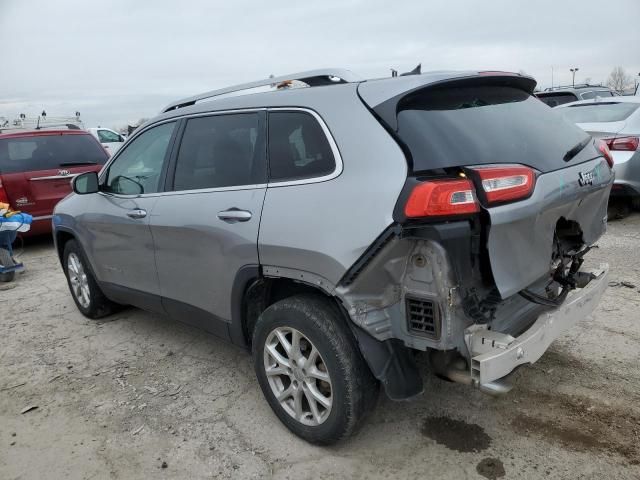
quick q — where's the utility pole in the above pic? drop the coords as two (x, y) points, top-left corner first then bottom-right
(570, 67), (579, 87)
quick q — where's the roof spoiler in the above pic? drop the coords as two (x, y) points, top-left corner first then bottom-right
(358, 72), (537, 131)
(161, 68), (361, 113)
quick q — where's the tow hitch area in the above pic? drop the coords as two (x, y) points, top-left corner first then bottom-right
(464, 265), (609, 388)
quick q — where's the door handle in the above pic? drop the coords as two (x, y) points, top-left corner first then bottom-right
(126, 209), (147, 219)
(217, 208), (252, 222)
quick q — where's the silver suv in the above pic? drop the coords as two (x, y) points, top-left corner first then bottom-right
(536, 84), (619, 107)
(53, 69), (613, 444)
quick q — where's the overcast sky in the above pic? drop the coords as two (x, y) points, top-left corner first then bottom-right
(1, 0), (639, 129)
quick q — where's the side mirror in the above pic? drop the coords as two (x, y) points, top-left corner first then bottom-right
(73, 171), (99, 195)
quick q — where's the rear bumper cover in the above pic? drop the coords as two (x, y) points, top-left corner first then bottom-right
(464, 265), (609, 385)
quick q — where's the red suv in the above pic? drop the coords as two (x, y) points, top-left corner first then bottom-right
(0, 129), (108, 236)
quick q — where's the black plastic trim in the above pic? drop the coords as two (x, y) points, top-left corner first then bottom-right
(229, 265), (262, 347)
(350, 326), (423, 400)
(338, 223), (401, 287)
(100, 282), (165, 314)
(162, 297), (231, 340)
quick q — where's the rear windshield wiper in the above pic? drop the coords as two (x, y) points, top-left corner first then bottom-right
(563, 137), (591, 162)
(59, 161), (97, 166)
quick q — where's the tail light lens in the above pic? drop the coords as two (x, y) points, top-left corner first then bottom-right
(597, 139), (614, 168)
(405, 178), (479, 218)
(473, 166), (536, 205)
(604, 136), (639, 152)
(0, 176), (9, 205)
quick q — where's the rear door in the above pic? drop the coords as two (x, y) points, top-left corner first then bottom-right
(150, 111), (267, 333)
(0, 132), (108, 221)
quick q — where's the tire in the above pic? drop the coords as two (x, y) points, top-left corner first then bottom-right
(62, 239), (118, 319)
(632, 197), (640, 211)
(0, 248), (15, 282)
(252, 294), (378, 445)
(607, 198), (630, 220)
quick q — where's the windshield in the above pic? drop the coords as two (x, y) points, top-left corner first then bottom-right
(558, 102), (640, 124)
(396, 86), (592, 173)
(0, 133), (108, 174)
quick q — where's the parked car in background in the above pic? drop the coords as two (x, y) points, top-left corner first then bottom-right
(0, 128), (109, 236)
(536, 84), (619, 107)
(87, 127), (126, 156)
(556, 97), (640, 211)
(53, 69), (612, 444)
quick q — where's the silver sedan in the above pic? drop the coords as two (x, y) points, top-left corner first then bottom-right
(556, 96), (640, 209)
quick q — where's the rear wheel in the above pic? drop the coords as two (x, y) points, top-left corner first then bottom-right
(252, 294), (378, 445)
(0, 248), (15, 282)
(608, 198), (631, 220)
(63, 239), (118, 319)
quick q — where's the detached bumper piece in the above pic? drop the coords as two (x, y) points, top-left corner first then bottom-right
(464, 266), (609, 386)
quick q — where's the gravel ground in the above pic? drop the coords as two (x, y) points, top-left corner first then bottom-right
(1, 215), (639, 480)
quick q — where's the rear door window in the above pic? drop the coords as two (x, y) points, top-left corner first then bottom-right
(0, 133), (109, 173)
(558, 102), (640, 123)
(172, 113), (265, 191)
(268, 111), (335, 182)
(396, 85), (591, 173)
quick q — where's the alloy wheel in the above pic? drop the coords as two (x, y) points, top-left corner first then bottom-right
(263, 327), (332, 426)
(67, 252), (90, 309)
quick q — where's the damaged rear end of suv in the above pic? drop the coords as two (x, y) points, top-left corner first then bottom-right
(54, 68), (613, 445)
(339, 72), (613, 399)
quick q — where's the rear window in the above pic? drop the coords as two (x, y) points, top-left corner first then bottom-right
(396, 86), (591, 173)
(0, 133), (108, 174)
(268, 111), (335, 182)
(558, 102), (640, 124)
(535, 92), (579, 107)
(580, 90), (613, 100)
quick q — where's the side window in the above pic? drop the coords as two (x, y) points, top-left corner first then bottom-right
(104, 122), (175, 195)
(268, 111), (336, 182)
(172, 113), (265, 191)
(98, 129), (121, 143)
(580, 92), (597, 100)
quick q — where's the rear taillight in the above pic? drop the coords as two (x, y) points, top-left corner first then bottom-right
(597, 139), (615, 168)
(0, 176), (9, 205)
(472, 166), (536, 205)
(604, 136), (639, 152)
(405, 178), (479, 218)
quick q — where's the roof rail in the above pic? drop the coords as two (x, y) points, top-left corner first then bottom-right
(543, 83), (606, 92)
(162, 68), (361, 113)
(0, 114), (84, 133)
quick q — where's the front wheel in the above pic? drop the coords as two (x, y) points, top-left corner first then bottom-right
(62, 239), (119, 319)
(252, 294), (378, 445)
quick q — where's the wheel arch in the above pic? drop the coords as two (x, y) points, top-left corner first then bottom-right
(230, 266), (343, 349)
(54, 228), (76, 265)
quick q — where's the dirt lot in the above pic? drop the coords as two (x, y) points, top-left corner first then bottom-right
(1, 215), (639, 480)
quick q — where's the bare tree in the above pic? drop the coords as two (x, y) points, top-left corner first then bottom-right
(606, 67), (632, 93)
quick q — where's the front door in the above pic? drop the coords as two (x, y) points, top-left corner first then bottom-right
(150, 112), (267, 334)
(80, 121), (177, 309)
